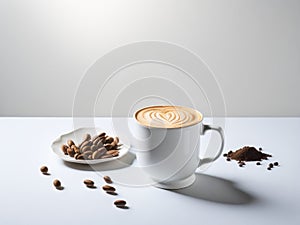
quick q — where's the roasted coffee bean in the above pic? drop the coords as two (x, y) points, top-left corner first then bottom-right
(102, 185), (116, 192)
(106, 150), (119, 155)
(112, 152), (119, 157)
(114, 200), (126, 207)
(82, 151), (93, 159)
(67, 147), (75, 157)
(114, 137), (119, 144)
(256, 162), (261, 165)
(104, 144), (114, 150)
(269, 163), (274, 168)
(223, 153), (228, 157)
(91, 145), (98, 151)
(71, 145), (80, 154)
(116, 144), (123, 149)
(226, 158), (231, 161)
(92, 136), (101, 145)
(103, 176), (113, 184)
(92, 148), (107, 159)
(61, 145), (68, 155)
(259, 147), (262, 151)
(267, 167), (271, 170)
(84, 179), (94, 187)
(101, 154), (113, 159)
(92, 133), (105, 142)
(40, 166), (48, 173)
(83, 133), (91, 142)
(228, 150), (233, 154)
(98, 132), (106, 137)
(53, 179), (61, 188)
(105, 137), (114, 144)
(274, 162), (279, 166)
(76, 154), (84, 160)
(67, 140), (75, 147)
(239, 164), (243, 167)
(81, 146), (91, 153)
(80, 140), (92, 149)
(94, 137), (104, 147)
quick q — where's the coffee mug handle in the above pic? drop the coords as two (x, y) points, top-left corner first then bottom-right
(198, 124), (224, 169)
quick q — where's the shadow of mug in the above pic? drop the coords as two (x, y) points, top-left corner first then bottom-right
(171, 173), (255, 205)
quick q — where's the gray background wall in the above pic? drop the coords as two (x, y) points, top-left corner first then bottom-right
(0, 0), (299, 117)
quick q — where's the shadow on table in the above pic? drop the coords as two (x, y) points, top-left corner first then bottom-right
(171, 173), (255, 205)
(62, 152), (136, 171)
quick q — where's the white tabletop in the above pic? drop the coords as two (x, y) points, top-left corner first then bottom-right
(0, 117), (299, 225)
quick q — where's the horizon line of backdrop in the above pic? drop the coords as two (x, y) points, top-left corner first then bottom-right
(0, 0), (300, 117)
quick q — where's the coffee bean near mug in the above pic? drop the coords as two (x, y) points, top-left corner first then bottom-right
(131, 105), (224, 189)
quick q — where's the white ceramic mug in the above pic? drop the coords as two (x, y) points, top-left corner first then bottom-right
(131, 106), (224, 189)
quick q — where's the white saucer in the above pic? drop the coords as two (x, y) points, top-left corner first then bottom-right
(51, 127), (130, 165)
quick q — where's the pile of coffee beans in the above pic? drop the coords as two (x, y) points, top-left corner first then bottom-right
(224, 146), (280, 170)
(40, 166), (128, 209)
(61, 132), (122, 160)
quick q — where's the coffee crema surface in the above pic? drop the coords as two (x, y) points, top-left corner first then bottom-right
(135, 106), (202, 128)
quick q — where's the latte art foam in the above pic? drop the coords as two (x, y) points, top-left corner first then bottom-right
(135, 106), (202, 128)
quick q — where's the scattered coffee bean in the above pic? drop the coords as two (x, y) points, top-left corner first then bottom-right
(259, 147), (262, 151)
(102, 185), (116, 192)
(269, 163), (274, 168)
(267, 167), (271, 170)
(226, 158), (231, 161)
(238, 161), (245, 166)
(239, 164), (243, 167)
(256, 162), (261, 165)
(53, 179), (61, 188)
(274, 162), (279, 166)
(67, 140), (75, 147)
(228, 150), (233, 154)
(103, 176), (113, 184)
(84, 179), (95, 188)
(114, 200), (127, 207)
(223, 153), (228, 157)
(40, 166), (48, 174)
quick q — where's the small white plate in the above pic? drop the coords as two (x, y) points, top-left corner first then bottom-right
(51, 127), (130, 164)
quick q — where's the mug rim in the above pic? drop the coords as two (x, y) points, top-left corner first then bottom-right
(134, 105), (203, 129)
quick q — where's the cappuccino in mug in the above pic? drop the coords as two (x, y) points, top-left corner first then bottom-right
(133, 105), (224, 189)
(135, 105), (202, 129)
